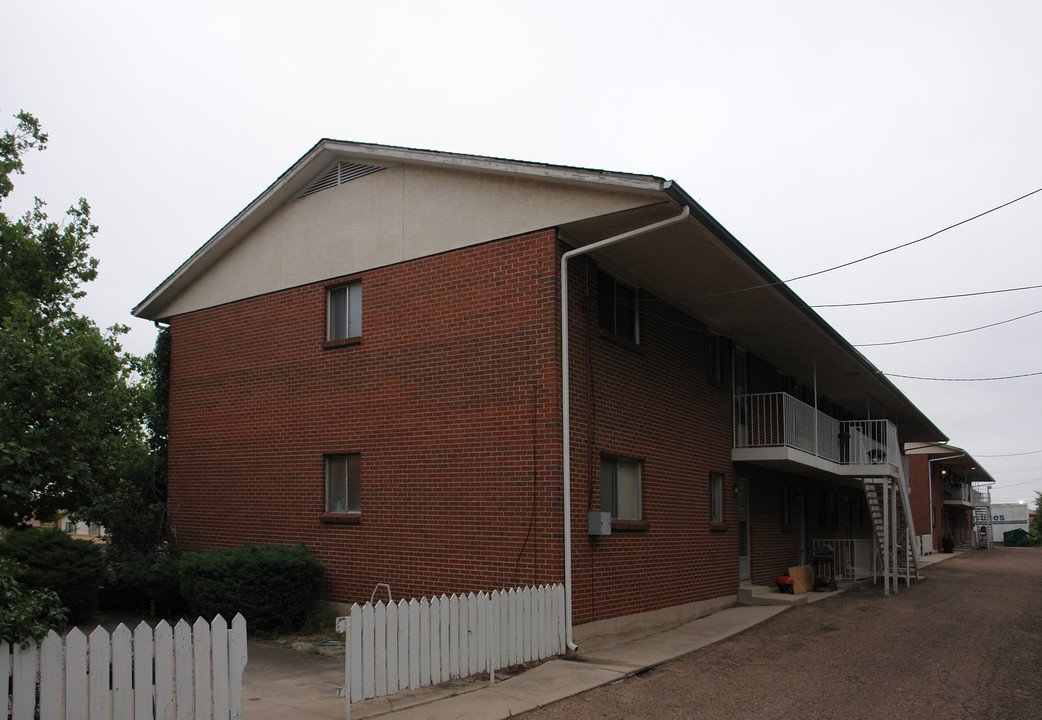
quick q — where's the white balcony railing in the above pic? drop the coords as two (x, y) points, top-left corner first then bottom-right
(734, 392), (895, 467)
(943, 482), (992, 505)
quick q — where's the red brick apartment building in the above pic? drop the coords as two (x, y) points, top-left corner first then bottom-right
(905, 443), (996, 552)
(134, 142), (949, 647)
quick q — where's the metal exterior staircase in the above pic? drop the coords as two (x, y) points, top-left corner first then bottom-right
(861, 454), (919, 593)
(973, 506), (994, 548)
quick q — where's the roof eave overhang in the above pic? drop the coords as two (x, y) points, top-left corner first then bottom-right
(904, 442), (996, 484)
(663, 182), (948, 444)
(558, 183), (947, 444)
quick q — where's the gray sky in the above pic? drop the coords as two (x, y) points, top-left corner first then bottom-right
(3, 1), (1039, 505)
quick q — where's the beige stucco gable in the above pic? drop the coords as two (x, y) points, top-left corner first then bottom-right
(153, 162), (659, 319)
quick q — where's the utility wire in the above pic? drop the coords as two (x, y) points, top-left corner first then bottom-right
(641, 283), (1042, 309)
(975, 449), (1042, 458)
(854, 308), (1042, 347)
(688, 186), (1042, 300)
(884, 370), (1042, 381)
(809, 284), (1042, 308)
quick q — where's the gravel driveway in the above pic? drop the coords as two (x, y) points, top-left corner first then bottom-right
(520, 548), (1042, 720)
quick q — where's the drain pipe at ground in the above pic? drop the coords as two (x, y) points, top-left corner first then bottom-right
(560, 205), (690, 651)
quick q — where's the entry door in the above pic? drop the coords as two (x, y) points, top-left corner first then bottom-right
(738, 478), (751, 581)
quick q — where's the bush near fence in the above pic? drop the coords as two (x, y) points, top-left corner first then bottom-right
(0, 527), (106, 623)
(180, 542), (324, 634)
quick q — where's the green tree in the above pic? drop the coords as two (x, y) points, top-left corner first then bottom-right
(0, 556), (68, 645)
(0, 111), (147, 527)
(1029, 491), (1042, 546)
(80, 327), (170, 559)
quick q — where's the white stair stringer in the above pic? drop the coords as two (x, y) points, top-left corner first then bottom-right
(893, 457), (920, 579)
(862, 480), (888, 570)
(861, 468), (919, 593)
(973, 506), (994, 548)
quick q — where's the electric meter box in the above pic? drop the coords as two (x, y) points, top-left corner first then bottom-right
(588, 511), (612, 536)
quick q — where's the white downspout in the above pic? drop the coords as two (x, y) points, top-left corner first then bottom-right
(560, 205), (690, 651)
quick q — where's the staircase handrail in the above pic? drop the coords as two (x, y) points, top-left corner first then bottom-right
(890, 425), (920, 578)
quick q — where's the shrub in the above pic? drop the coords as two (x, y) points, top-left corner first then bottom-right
(179, 543), (325, 634)
(0, 527), (104, 624)
(103, 552), (187, 618)
(0, 557), (69, 644)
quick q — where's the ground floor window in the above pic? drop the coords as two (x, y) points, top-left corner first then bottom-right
(601, 456), (641, 520)
(710, 472), (724, 523)
(326, 454), (361, 513)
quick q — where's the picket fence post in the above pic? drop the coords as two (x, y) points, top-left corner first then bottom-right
(3, 615), (247, 720)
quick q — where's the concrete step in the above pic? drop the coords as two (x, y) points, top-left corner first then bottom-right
(737, 585), (809, 607)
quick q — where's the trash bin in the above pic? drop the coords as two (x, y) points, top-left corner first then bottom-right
(812, 544), (837, 592)
(941, 532), (954, 553)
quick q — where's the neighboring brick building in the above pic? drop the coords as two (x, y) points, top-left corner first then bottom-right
(134, 141), (950, 647)
(905, 443), (996, 552)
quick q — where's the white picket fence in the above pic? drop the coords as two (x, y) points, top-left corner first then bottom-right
(2, 613), (247, 720)
(338, 584), (565, 705)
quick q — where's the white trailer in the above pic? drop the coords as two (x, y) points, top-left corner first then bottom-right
(991, 503), (1030, 541)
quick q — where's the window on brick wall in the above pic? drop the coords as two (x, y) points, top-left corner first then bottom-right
(709, 334), (725, 384)
(327, 282), (362, 341)
(709, 472), (725, 523)
(601, 456), (641, 520)
(326, 454), (361, 513)
(597, 270), (638, 342)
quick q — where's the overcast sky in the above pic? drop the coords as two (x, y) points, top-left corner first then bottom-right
(3, 1), (1039, 505)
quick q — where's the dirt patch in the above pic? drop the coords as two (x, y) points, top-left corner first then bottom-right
(260, 631), (346, 658)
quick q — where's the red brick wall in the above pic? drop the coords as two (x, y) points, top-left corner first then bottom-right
(564, 257), (740, 622)
(906, 454), (936, 550)
(740, 470), (875, 586)
(167, 223), (888, 626)
(167, 230), (564, 605)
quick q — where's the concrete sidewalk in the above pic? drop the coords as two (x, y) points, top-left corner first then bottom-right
(242, 551), (962, 720)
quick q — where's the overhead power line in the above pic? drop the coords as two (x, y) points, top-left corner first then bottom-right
(811, 284), (1042, 308)
(975, 449), (1042, 458)
(854, 308), (1042, 347)
(690, 186), (1042, 300)
(783, 186), (1042, 284)
(650, 283), (1042, 309)
(884, 370), (1042, 381)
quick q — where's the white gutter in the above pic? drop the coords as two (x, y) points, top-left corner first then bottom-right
(560, 205), (690, 651)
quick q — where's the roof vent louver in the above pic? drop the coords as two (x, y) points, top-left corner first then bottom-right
(298, 161), (386, 199)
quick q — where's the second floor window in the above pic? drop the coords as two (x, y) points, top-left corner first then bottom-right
(328, 282), (362, 341)
(597, 270), (638, 342)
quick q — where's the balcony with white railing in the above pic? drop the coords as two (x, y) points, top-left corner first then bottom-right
(732, 392), (899, 479)
(943, 481), (992, 507)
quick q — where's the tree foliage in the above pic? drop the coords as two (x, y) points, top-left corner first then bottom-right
(80, 326), (170, 559)
(0, 556), (68, 645)
(0, 526), (105, 623)
(0, 111), (147, 527)
(1029, 491), (1042, 547)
